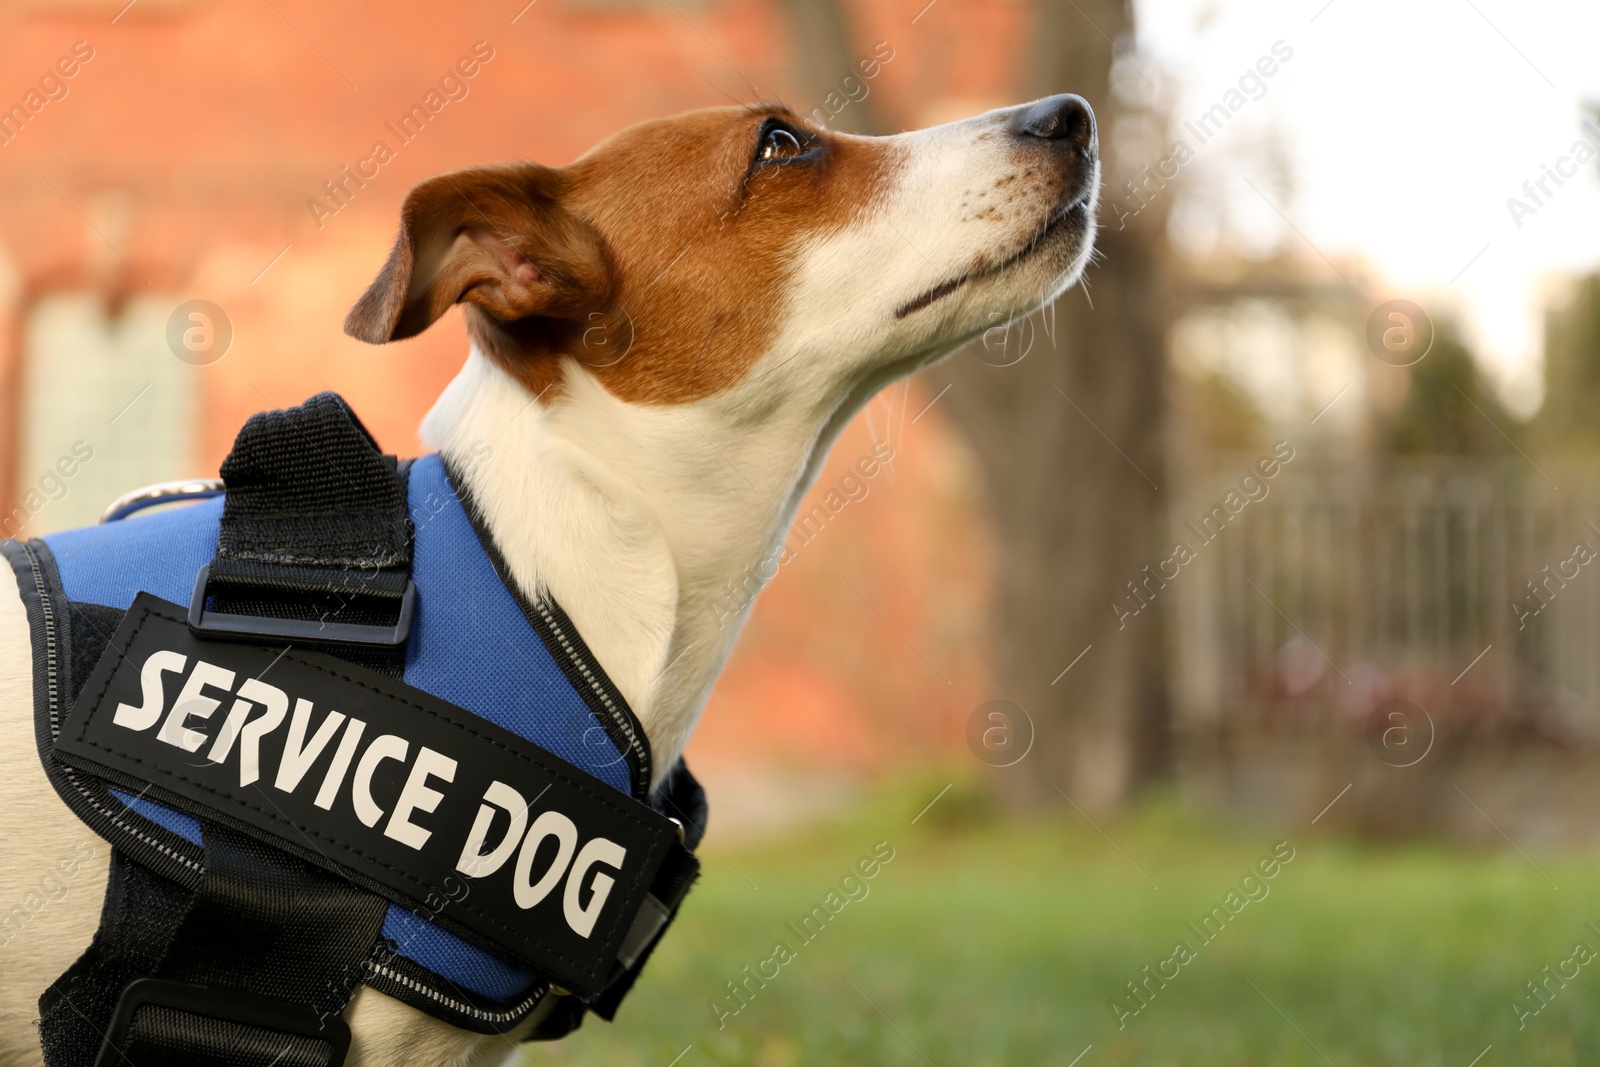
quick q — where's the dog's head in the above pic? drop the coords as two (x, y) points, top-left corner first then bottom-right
(347, 95), (1098, 409)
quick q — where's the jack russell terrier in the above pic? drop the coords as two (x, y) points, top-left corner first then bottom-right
(0, 95), (1098, 1066)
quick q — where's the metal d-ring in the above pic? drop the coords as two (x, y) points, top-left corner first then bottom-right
(100, 479), (226, 523)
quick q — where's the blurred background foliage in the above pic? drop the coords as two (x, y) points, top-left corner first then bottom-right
(1380, 326), (1523, 458)
(1539, 272), (1600, 455)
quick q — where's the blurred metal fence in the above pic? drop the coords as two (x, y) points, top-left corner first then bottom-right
(1170, 454), (1600, 747)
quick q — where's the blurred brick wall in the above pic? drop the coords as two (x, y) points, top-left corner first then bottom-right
(0, 0), (1025, 774)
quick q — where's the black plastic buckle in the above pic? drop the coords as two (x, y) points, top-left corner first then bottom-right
(96, 978), (351, 1067)
(188, 563), (416, 648)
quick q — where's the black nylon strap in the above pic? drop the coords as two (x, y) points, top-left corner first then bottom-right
(215, 393), (407, 572)
(40, 840), (386, 1067)
(109, 825), (386, 1067)
(153, 827), (387, 1013)
(121, 1008), (329, 1067)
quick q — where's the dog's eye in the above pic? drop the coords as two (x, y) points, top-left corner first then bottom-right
(759, 124), (808, 162)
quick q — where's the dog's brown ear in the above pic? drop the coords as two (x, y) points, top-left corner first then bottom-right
(345, 164), (612, 344)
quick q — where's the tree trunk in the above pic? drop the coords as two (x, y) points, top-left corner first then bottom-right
(773, 0), (883, 135)
(937, 1), (1173, 810)
(781, 0), (1174, 811)
(933, 223), (1172, 811)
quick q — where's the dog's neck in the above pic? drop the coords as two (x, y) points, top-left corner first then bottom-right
(421, 348), (831, 788)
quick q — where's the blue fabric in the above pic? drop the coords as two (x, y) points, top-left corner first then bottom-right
(379, 908), (538, 1000)
(109, 788), (203, 843)
(39, 455), (637, 1001)
(401, 457), (632, 790)
(46, 496), (223, 608)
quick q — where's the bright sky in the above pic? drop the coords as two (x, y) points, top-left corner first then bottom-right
(1135, 0), (1600, 416)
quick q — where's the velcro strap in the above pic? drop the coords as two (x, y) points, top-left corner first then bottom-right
(55, 594), (684, 1000)
(198, 392), (413, 674)
(215, 392), (409, 572)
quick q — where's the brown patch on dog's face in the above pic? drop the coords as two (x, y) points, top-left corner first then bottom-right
(347, 106), (895, 405)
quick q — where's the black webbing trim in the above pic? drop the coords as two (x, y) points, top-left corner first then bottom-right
(14, 538), (210, 898)
(39, 840), (385, 1067)
(653, 759), (709, 853)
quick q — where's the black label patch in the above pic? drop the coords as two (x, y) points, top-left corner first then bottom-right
(55, 594), (675, 999)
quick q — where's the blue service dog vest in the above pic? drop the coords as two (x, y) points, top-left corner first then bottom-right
(3, 394), (703, 1065)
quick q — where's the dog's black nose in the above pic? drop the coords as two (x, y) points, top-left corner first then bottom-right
(1010, 94), (1096, 155)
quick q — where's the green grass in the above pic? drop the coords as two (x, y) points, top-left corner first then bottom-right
(526, 778), (1600, 1066)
